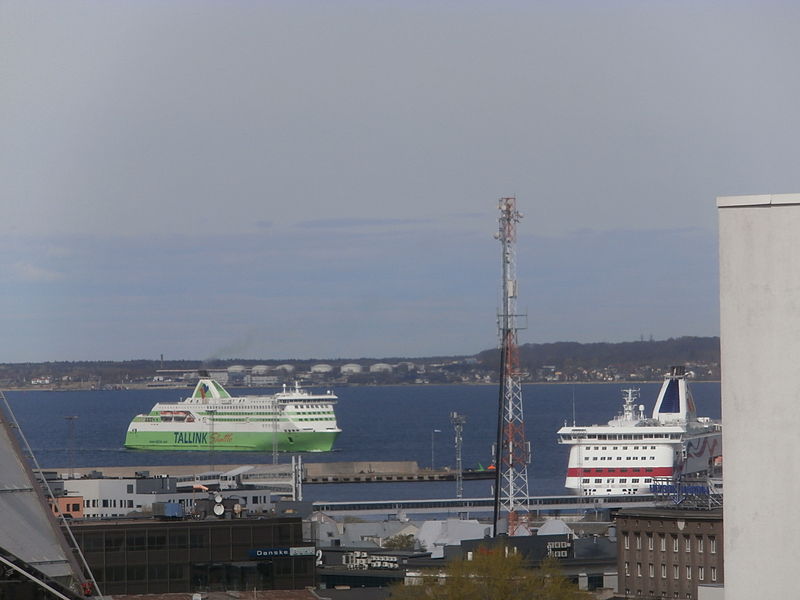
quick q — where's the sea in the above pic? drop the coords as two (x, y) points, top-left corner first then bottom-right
(3, 381), (721, 504)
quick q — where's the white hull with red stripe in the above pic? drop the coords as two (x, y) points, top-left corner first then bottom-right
(557, 366), (722, 496)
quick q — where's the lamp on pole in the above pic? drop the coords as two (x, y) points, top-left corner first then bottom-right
(431, 429), (441, 470)
(64, 416), (78, 479)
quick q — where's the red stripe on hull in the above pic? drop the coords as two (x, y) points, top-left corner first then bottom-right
(567, 467), (673, 477)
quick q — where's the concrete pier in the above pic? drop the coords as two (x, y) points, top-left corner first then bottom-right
(44, 461), (495, 484)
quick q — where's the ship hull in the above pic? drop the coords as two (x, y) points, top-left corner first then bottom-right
(124, 429), (339, 452)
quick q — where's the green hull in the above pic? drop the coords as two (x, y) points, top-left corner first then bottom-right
(124, 429), (339, 452)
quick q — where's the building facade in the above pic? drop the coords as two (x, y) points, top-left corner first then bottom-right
(616, 507), (723, 599)
(718, 193), (800, 599)
(70, 516), (315, 595)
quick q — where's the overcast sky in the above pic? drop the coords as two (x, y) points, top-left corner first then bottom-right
(2, 1), (799, 362)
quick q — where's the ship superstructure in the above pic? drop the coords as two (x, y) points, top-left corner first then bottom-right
(557, 366), (721, 496)
(124, 378), (341, 452)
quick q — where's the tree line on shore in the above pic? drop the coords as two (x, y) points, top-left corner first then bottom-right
(0, 336), (719, 388)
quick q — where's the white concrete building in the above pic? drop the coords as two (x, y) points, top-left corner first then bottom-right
(718, 193), (800, 599)
(61, 476), (274, 518)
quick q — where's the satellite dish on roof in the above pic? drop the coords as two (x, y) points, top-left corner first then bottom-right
(214, 493), (223, 504)
(213, 503), (225, 516)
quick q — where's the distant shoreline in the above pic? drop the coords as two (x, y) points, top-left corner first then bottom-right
(2, 379), (722, 393)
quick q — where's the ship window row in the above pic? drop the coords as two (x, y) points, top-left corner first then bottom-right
(199, 412), (334, 417)
(200, 417), (335, 423)
(579, 468), (655, 474)
(584, 445), (658, 451)
(583, 477), (643, 484)
(590, 456), (656, 461)
(203, 409), (334, 414)
(564, 434), (680, 441)
(590, 478), (651, 484)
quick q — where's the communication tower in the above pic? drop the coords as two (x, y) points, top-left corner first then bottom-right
(450, 411), (467, 499)
(492, 197), (531, 536)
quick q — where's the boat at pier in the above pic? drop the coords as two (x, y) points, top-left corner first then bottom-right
(557, 366), (721, 496)
(124, 378), (341, 452)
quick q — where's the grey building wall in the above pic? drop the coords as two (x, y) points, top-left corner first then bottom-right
(718, 193), (800, 599)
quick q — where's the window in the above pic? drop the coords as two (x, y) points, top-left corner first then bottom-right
(686, 566), (692, 580)
(624, 534), (630, 550)
(649, 563), (654, 578)
(709, 537), (717, 554)
(648, 534), (654, 550)
(698, 566), (705, 581)
(684, 536), (691, 552)
(637, 563), (642, 577)
(661, 564), (667, 578)
(636, 534), (642, 550)
(660, 534), (666, 551)
(697, 536), (704, 553)
(673, 565), (679, 579)
(625, 561), (630, 575)
(711, 566), (717, 582)
(672, 535), (679, 552)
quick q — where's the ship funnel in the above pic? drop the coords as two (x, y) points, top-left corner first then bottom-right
(652, 366), (696, 423)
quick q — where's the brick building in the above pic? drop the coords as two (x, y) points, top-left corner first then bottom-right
(616, 507), (723, 599)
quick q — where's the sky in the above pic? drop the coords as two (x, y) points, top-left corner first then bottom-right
(2, 0), (800, 363)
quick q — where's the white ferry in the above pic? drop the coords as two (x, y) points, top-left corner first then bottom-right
(124, 377), (341, 452)
(557, 366), (721, 496)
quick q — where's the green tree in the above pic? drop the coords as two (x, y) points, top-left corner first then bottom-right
(384, 533), (418, 551)
(389, 547), (590, 600)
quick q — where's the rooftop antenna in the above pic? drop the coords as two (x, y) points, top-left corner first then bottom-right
(492, 197), (531, 537)
(272, 394), (279, 464)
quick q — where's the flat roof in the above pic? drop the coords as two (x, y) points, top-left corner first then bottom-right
(615, 506), (722, 520)
(68, 515), (301, 528)
(717, 193), (800, 208)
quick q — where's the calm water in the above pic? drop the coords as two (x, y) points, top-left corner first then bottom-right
(3, 382), (720, 501)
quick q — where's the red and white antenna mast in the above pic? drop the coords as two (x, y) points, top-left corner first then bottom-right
(492, 197), (531, 536)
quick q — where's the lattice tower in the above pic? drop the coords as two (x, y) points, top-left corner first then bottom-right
(492, 197), (531, 536)
(450, 412), (467, 499)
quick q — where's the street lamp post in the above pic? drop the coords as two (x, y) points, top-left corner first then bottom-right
(431, 429), (441, 470)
